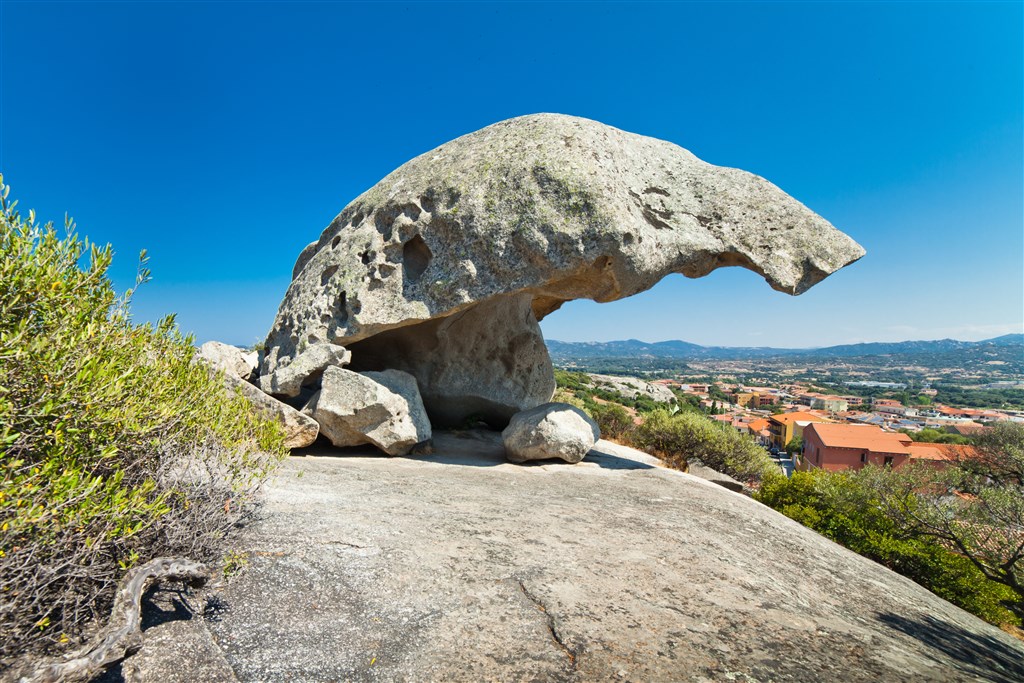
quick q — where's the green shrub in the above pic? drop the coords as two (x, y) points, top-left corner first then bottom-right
(756, 469), (1021, 627)
(0, 178), (287, 656)
(588, 402), (634, 441)
(632, 409), (778, 485)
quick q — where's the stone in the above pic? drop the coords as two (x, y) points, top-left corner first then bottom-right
(502, 402), (600, 463)
(258, 342), (351, 398)
(225, 373), (319, 449)
(304, 366), (431, 456)
(261, 114), (865, 426)
(587, 373), (677, 404)
(686, 459), (745, 492)
(347, 293), (555, 427)
(196, 341), (258, 381)
(192, 434), (1024, 682)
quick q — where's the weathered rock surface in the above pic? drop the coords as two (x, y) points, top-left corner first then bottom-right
(258, 342), (350, 398)
(502, 402), (600, 463)
(196, 341), (257, 381)
(687, 459), (746, 492)
(304, 366), (431, 455)
(347, 294), (555, 426)
(588, 372), (677, 404)
(261, 114), (864, 426)
(225, 373), (318, 449)
(120, 434), (1024, 682)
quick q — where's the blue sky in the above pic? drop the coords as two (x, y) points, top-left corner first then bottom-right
(2, 1), (1021, 348)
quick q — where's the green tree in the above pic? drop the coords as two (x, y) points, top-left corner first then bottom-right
(757, 468), (1021, 626)
(785, 435), (803, 456)
(873, 422), (1024, 620)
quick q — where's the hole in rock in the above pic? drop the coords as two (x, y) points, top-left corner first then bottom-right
(402, 235), (433, 282)
(336, 292), (349, 325)
(321, 265), (339, 286)
(346, 295), (551, 430)
(331, 235), (341, 249)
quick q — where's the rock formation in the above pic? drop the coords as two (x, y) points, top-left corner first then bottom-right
(226, 374), (319, 449)
(304, 367), (431, 456)
(196, 341), (258, 382)
(502, 402), (600, 463)
(260, 113), (864, 430)
(588, 373), (677, 404)
(194, 342), (319, 449)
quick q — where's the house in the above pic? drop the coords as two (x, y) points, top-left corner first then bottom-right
(872, 398), (903, 408)
(746, 418), (771, 446)
(800, 423), (963, 472)
(810, 395), (849, 413)
(874, 404), (919, 418)
(768, 411), (832, 449)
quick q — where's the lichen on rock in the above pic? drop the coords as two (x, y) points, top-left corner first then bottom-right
(261, 114), (864, 429)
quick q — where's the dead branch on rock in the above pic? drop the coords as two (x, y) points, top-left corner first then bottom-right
(20, 557), (209, 683)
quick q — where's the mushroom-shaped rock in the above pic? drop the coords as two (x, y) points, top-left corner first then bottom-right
(262, 114), (864, 427)
(304, 366), (431, 456)
(224, 373), (319, 449)
(502, 402), (601, 464)
(196, 341), (258, 381)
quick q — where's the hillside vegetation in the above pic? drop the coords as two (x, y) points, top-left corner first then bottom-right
(0, 179), (287, 658)
(556, 370), (1023, 631)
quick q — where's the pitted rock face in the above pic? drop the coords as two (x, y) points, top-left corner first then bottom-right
(262, 114), (864, 426)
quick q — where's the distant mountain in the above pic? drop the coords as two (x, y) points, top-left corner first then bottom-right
(546, 335), (1024, 361)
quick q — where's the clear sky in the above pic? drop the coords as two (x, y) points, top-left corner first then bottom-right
(2, 1), (1021, 348)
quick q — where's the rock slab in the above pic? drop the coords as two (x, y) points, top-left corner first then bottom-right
(304, 366), (431, 455)
(259, 342), (351, 398)
(196, 341), (258, 381)
(184, 434), (1024, 682)
(225, 373), (319, 449)
(502, 402), (601, 463)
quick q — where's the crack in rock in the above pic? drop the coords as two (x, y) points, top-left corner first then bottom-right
(514, 578), (580, 670)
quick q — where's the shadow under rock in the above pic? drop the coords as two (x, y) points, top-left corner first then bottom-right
(877, 612), (1024, 683)
(90, 587), (198, 683)
(294, 429), (656, 471)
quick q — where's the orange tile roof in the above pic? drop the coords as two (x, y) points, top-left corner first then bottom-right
(806, 423), (912, 454)
(747, 418), (770, 431)
(907, 443), (980, 461)
(771, 411), (831, 425)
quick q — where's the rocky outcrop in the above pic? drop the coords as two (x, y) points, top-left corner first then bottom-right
(304, 367), (431, 456)
(179, 434), (1024, 682)
(347, 294), (555, 427)
(259, 343), (351, 399)
(587, 373), (677, 404)
(502, 402), (600, 463)
(225, 373), (319, 449)
(196, 341), (258, 381)
(260, 114), (864, 427)
(686, 460), (746, 492)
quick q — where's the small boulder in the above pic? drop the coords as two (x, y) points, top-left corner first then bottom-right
(259, 343), (351, 398)
(196, 341), (258, 381)
(502, 402), (600, 464)
(305, 367), (431, 456)
(224, 373), (319, 449)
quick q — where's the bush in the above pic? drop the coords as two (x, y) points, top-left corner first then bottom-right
(588, 402), (634, 441)
(632, 409), (778, 485)
(756, 469), (1021, 627)
(0, 179), (287, 657)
